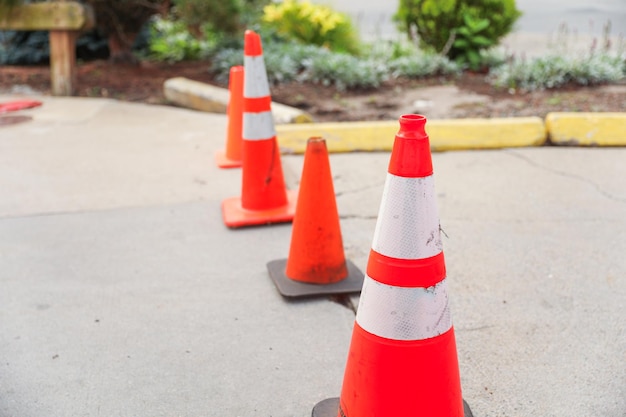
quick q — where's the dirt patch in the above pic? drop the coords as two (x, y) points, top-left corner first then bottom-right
(1, 59), (625, 121)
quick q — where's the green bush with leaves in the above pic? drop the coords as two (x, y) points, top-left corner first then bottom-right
(172, 0), (241, 36)
(84, 0), (165, 62)
(211, 38), (460, 90)
(451, 14), (495, 70)
(262, 0), (360, 55)
(490, 53), (626, 91)
(395, 0), (521, 68)
(0, 0), (22, 10)
(368, 39), (461, 77)
(149, 17), (222, 61)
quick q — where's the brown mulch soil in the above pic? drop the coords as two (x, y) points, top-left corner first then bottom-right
(1, 59), (624, 122)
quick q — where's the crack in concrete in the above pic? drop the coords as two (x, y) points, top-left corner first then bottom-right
(339, 214), (378, 220)
(506, 149), (626, 203)
(335, 182), (384, 198)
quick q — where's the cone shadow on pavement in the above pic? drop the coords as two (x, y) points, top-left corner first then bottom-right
(267, 137), (363, 297)
(312, 114), (472, 417)
(221, 30), (296, 227)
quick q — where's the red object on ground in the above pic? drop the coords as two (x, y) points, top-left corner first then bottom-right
(0, 100), (42, 114)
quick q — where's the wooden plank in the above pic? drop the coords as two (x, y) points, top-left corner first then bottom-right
(49, 30), (78, 96)
(0, 2), (95, 31)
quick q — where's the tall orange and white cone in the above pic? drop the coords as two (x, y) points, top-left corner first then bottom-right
(267, 137), (363, 297)
(221, 30), (297, 227)
(313, 114), (472, 417)
(215, 65), (244, 168)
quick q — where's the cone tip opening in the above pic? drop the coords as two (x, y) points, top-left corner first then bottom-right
(401, 114), (426, 122)
(389, 114), (433, 177)
(399, 114), (427, 129)
(307, 136), (326, 144)
(306, 136), (328, 153)
(397, 114), (428, 140)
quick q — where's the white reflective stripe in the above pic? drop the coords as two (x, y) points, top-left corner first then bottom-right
(243, 111), (276, 140)
(244, 55), (270, 98)
(372, 173), (442, 260)
(356, 275), (452, 341)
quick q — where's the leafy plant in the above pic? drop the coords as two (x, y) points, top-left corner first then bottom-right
(388, 52), (461, 77)
(489, 53), (625, 91)
(451, 13), (495, 70)
(211, 37), (462, 90)
(0, 0), (22, 11)
(84, 0), (166, 62)
(490, 21), (626, 90)
(148, 17), (220, 61)
(304, 52), (388, 90)
(262, 0), (360, 55)
(477, 46), (507, 69)
(0, 30), (49, 65)
(172, 0), (241, 36)
(395, 0), (521, 60)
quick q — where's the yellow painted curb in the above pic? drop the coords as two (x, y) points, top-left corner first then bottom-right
(163, 77), (313, 124)
(546, 112), (626, 146)
(276, 117), (546, 154)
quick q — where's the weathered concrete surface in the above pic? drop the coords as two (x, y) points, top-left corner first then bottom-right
(1, 96), (625, 417)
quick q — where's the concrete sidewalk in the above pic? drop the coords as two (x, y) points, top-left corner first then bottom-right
(1, 96), (625, 417)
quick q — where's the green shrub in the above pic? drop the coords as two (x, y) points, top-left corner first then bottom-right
(451, 14), (495, 70)
(84, 0), (166, 62)
(172, 0), (241, 35)
(211, 42), (317, 84)
(262, 0), (361, 55)
(305, 52), (388, 90)
(388, 52), (461, 77)
(212, 42), (384, 89)
(210, 38), (462, 90)
(490, 53), (626, 91)
(0, 0), (22, 10)
(368, 39), (461, 77)
(149, 17), (220, 61)
(395, 0), (521, 66)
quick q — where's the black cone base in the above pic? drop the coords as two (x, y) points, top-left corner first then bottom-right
(267, 259), (364, 298)
(311, 398), (339, 417)
(311, 397), (474, 417)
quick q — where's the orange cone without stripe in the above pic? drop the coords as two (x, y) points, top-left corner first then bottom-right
(312, 114), (473, 417)
(221, 30), (296, 227)
(267, 137), (363, 297)
(215, 65), (244, 168)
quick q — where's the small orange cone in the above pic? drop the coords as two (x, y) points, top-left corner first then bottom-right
(221, 30), (297, 227)
(215, 65), (244, 168)
(267, 137), (363, 297)
(312, 114), (473, 417)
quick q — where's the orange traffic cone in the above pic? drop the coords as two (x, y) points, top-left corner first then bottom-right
(221, 30), (297, 227)
(215, 65), (244, 168)
(267, 137), (363, 297)
(312, 114), (473, 417)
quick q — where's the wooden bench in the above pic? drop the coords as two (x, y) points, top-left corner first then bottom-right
(0, 1), (95, 96)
